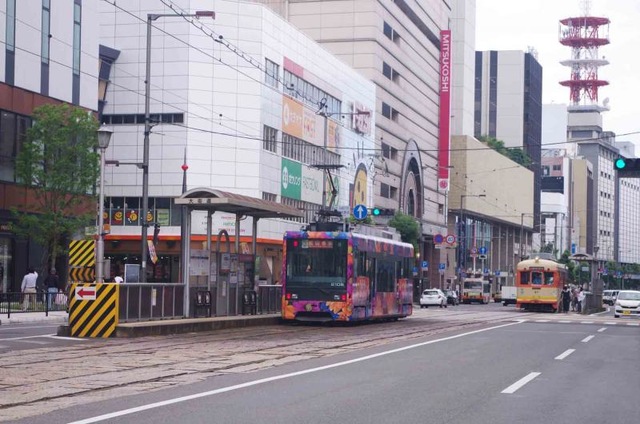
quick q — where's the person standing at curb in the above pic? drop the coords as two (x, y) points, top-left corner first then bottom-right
(21, 267), (38, 311)
(44, 269), (59, 310)
(560, 285), (572, 313)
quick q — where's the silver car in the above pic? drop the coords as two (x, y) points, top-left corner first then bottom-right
(614, 290), (640, 318)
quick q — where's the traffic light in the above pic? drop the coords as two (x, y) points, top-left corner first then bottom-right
(370, 207), (395, 217)
(614, 158), (640, 178)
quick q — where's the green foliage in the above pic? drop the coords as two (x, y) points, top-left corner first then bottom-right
(348, 215), (373, 225)
(557, 250), (577, 283)
(13, 104), (100, 269)
(477, 135), (532, 167)
(387, 212), (420, 250)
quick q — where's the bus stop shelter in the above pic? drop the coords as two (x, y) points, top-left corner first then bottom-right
(174, 188), (303, 317)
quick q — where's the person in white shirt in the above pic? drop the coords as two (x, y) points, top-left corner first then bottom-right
(21, 267), (38, 311)
(577, 287), (586, 313)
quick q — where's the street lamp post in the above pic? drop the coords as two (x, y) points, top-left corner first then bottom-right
(96, 126), (113, 284)
(141, 11), (214, 282)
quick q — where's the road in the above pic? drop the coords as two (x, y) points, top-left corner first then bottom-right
(0, 323), (91, 353)
(1, 304), (638, 423)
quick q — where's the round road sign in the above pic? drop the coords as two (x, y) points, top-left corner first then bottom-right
(445, 234), (456, 244)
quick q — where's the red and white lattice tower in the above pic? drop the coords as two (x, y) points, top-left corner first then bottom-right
(559, 0), (610, 112)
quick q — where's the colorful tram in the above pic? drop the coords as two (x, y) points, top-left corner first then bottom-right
(281, 229), (414, 322)
(515, 256), (568, 312)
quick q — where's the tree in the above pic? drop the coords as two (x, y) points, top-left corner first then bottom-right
(14, 103), (100, 272)
(387, 212), (420, 250)
(477, 135), (532, 167)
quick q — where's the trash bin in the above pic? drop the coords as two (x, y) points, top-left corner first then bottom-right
(242, 290), (257, 315)
(194, 290), (211, 318)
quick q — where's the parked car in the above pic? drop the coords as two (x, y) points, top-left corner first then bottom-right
(443, 289), (459, 306)
(420, 289), (447, 308)
(613, 290), (640, 318)
(603, 290), (619, 306)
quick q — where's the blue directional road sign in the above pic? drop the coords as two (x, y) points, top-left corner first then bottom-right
(479, 246), (487, 255)
(353, 204), (368, 220)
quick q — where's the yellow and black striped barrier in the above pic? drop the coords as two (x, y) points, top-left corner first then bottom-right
(69, 283), (119, 338)
(68, 240), (95, 283)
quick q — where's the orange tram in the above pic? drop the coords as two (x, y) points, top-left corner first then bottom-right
(515, 256), (568, 312)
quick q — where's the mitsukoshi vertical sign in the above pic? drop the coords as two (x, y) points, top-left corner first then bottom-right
(438, 29), (451, 191)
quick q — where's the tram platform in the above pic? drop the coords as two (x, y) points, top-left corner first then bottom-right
(57, 314), (281, 338)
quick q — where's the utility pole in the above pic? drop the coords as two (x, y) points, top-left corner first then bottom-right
(142, 11), (214, 281)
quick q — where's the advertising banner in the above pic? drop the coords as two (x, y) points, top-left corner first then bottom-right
(438, 29), (452, 191)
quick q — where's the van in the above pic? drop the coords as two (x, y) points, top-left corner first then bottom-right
(603, 290), (619, 306)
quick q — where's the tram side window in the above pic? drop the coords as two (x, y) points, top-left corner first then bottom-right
(520, 271), (530, 285)
(376, 259), (395, 292)
(356, 252), (367, 277)
(544, 272), (554, 285)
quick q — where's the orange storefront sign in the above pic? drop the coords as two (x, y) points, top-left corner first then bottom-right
(282, 96), (304, 138)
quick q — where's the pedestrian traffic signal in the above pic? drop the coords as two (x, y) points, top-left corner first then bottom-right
(614, 158), (640, 178)
(370, 207), (395, 216)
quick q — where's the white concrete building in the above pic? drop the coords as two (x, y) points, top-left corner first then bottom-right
(614, 142), (640, 265)
(99, 0), (376, 281)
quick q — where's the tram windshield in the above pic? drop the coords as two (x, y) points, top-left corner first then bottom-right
(285, 239), (348, 286)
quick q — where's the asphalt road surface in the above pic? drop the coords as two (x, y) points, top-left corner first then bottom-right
(14, 317), (639, 424)
(0, 323), (91, 353)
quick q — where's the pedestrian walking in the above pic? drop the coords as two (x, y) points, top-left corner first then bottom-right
(560, 285), (571, 313)
(577, 287), (585, 313)
(43, 269), (59, 310)
(21, 267), (38, 311)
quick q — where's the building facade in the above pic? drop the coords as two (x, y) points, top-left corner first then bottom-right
(0, 0), (99, 291)
(255, 0), (454, 285)
(474, 50), (542, 233)
(99, 0), (376, 283)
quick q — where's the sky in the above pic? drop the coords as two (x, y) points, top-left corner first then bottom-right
(475, 0), (640, 149)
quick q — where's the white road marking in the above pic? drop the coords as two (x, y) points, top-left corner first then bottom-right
(604, 322), (617, 325)
(555, 349), (575, 360)
(67, 320), (526, 424)
(0, 334), (56, 342)
(45, 335), (88, 341)
(597, 327), (607, 332)
(535, 320), (549, 323)
(558, 320), (570, 323)
(627, 323), (639, 326)
(580, 321), (594, 324)
(20, 340), (49, 345)
(501, 372), (541, 394)
(581, 335), (594, 343)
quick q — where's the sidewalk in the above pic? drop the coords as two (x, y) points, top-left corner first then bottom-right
(0, 310), (68, 325)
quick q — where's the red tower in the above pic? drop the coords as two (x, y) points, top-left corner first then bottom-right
(559, 7), (609, 111)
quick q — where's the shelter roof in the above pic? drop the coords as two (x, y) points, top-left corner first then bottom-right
(175, 188), (303, 219)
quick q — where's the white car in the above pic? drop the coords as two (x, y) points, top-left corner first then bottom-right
(420, 289), (447, 308)
(613, 290), (640, 318)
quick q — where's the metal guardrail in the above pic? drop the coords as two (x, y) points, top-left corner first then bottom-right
(0, 291), (68, 317)
(117, 283), (281, 322)
(119, 283), (184, 323)
(257, 285), (281, 314)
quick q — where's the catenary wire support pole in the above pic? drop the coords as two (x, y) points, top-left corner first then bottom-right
(143, 11), (214, 282)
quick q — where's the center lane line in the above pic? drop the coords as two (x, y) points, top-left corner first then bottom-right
(501, 372), (541, 394)
(581, 335), (595, 343)
(555, 349), (575, 360)
(597, 327), (607, 332)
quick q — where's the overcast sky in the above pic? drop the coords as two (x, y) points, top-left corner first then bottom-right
(475, 0), (640, 149)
